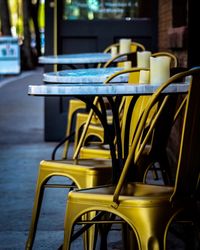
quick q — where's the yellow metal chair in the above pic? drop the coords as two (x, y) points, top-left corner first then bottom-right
(25, 157), (112, 250)
(71, 58), (142, 159)
(25, 94), (115, 249)
(74, 51), (178, 161)
(25, 70), (147, 250)
(103, 41), (146, 53)
(97, 41), (145, 68)
(62, 42), (146, 159)
(73, 68), (147, 161)
(25, 67), (139, 250)
(62, 68), (200, 249)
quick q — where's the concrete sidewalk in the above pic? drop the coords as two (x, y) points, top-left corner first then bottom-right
(0, 68), (67, 249)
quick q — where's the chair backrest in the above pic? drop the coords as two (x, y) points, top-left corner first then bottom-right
(152, 51), (178, 68)
(74, 52), (179, 161)
(74, 52), (178, 162)
(103, 41), (146, 53)
(112, 67), (200, 206)
(104, 68), (150, 159)
(73, 68), (148, 161)
(126, 52), (179, 162)
(106, 53), (178, 160)
(98, 41), (145, 68)
(101, 51), (137, 68)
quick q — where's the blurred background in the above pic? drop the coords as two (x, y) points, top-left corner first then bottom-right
(0, 0), (45, 70)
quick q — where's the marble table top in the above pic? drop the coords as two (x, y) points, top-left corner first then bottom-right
(28, 82), (189, 97)
(39, 52), (123, 65)
(43, 67), (127, 83)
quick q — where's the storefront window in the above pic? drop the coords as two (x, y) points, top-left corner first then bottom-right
(63, 0), (141, 20)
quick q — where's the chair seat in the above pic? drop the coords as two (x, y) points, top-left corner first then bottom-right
(68, 183), (174, 205)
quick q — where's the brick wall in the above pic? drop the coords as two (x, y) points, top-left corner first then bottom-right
(158, 0), (172, 50)
(158, 0), (187, 67)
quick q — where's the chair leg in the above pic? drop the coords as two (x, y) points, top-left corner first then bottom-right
(83, 212), (97, 250)
(26, 166), (74, 249)
(25, 169), (48, 249)
(63, 210), (75, 250)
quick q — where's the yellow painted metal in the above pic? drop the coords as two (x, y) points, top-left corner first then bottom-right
(25, 159), (112, 250)
(79, 145), (111, 159)
(72, 52), (178, 169)
(101, 41), (145, 68)
(25, 69), (147, 249)
(62, 68), (200, 249)
(80, 124), (105, 146)
(64, 42), (145, 159)
(73, 103), (102, 159)
(62, 100), (86, 159)
(103, 41), (146, 53)
(102, 51), (137, 68)
(73, 68), (149, 160)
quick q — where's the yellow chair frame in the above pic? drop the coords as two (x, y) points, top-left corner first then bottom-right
(25, 69), (143, 250)
(73, 51), (178, 162)
(73, 68), (148, 161)
(62, 68), (200, 250)
(62, 42), (146, 159)
(103, 41), (146, 53)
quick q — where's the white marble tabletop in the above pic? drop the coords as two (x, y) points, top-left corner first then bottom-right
(28, 82), (189, 97)
(43, 67), (127, 83)
(39, 52), (123, 65)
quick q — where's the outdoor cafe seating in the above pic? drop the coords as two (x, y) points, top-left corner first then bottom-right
(26, 67), (145, 249)
(26, 38), (200, 249)
(63, 40), (146, 160)
(71, 51), (178, 162)
(62, 68), (200, 249)
(1, 1), (200, 250)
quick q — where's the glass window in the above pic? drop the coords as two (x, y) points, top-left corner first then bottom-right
(63, 0), (141, 20)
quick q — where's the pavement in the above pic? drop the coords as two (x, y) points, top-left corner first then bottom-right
(0, 68), (67, 249)
(0, 68), (199, 250)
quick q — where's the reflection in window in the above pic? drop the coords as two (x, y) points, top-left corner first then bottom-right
(63, 0), (140, 20)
